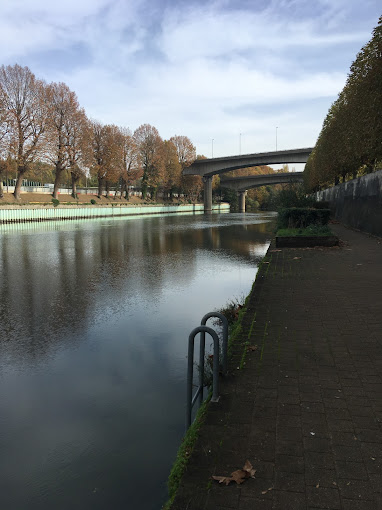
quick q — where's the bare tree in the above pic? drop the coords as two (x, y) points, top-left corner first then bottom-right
(0, 89), (11, 198)
(133, 124), (163, 199)
(162, 140), (181, 200)
(169, 135), (196, 169)
(0, 64), (48, 199)
(119, 127), (141, 200)
(65, 108), (92, 197)
(45, 82), (83, 199)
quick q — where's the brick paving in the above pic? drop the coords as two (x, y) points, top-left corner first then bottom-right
(171, 224), (382, 510)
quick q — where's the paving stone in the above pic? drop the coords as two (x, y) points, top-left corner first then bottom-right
(306, 486), (341, 509)
(334, 461), (369, 480)
(341, 500), (379, 510)
(272, 490), (306, 509)
(306, 451), (335, 470)
(274, 454), (304, 474)
(274, 471), (305, 492)
(337, 479), (375, 500)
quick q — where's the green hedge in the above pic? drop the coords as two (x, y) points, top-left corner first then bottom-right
(277, 207), (331, 229)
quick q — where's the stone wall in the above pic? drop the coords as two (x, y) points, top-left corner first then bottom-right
(316, 170), (382, 237)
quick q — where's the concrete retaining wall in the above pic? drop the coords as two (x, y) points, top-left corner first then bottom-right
(316, 170), (382, 237)
(0, 203), (230, 224)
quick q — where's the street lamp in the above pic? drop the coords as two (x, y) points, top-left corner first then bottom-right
(276, 127), (278, 152)
(239, 133), (242, 155)
(212, 138), (214, 158)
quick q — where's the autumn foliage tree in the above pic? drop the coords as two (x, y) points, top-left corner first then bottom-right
(305, 16), (382, 192)
(46, 82), (84, 198)
(0, 63), (201, 204)
(133, 124), (163, 199)
(161, 140), (182, 200)
(90, 121), (124, 197)
(0, 64), (48, 199)
(65, 108), (92, 197)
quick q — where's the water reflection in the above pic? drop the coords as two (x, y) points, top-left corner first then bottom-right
(0, 212), (276, 510)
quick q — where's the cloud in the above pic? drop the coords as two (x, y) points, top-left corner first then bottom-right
(0, 0), (380, 157)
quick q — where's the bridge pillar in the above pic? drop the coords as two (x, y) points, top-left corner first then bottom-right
(239, 191), (247, 213)
(203, 176), (213, 213)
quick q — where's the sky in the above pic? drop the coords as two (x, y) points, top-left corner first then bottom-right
(0, 0), (380, 166)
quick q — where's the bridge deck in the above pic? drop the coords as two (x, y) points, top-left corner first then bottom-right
(183, 148), (313, 177)
(171, 223), (382, 509)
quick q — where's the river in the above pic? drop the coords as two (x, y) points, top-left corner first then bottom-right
(0, 211), (276, 510)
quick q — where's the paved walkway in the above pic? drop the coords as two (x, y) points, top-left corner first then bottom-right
(171, 224), (382, 510)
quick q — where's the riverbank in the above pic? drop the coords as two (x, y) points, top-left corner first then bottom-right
(168, 223), (382, 509)
(0, 199), (229, 223)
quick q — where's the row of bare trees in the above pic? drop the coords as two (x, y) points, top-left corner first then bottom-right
(0, 64), (199, 200)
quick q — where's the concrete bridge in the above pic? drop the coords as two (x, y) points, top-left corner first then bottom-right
(221, 172), (304, 212)
(183, 147), (313, 212)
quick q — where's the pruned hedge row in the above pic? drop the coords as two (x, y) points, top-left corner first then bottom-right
(277, 208), (331, 229)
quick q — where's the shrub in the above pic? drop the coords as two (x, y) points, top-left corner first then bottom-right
(277, 207), (331, 229)
(51, 198), (60, 207)
(90, 199), (96, 205)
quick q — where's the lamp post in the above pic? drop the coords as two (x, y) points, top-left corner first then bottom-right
(212, 139), (214, 158)
(239, 133), (242, 155)
(276, 127), (278, 152)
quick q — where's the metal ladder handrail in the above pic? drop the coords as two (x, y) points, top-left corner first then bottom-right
(200, 311), (228, 376)
(186, 326), (220, 431)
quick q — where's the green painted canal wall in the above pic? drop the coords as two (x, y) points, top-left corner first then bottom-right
(0, 203), (230, 224)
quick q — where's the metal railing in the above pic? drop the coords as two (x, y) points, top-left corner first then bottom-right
(185, 312), (228, 431)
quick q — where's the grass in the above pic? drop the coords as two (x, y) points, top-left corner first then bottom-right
(276, 224), (333, 237)
(163, 396), (210, 510)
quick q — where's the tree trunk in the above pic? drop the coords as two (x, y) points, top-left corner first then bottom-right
(53, 165), (64, 199)
(0, 179), (3, 198)
(14, 168), (25, 200)
(71, 173), (79, 198)
(121, 178), (129, 201)
(97, 177), (104, 198)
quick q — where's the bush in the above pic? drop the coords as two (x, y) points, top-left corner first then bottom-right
(277, 225), (333, 237)
(51, 198), (60, 207)
(90, 199), (96, 205)
(275, 184), (316, 208)
(277, 207), (331, 229)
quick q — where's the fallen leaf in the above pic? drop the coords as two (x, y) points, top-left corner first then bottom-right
(316, 483), (319, 488)
(310, 432), (316, 436)
(212, 476), (233, 485)
(247, 345), (258, 352)
(292, 256), (301, 260)
(212, 460), (256, 486)
(242, 460), (256, 478)
(261, 487), (273, 494)
(230, 469), (247, 484)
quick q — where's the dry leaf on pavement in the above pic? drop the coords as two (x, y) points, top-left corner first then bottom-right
(212, 460), (256, 486)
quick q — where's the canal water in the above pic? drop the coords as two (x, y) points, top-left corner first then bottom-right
(0, 211), (276, 510)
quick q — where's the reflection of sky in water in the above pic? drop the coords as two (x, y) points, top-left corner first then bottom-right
(0, 212), (275, 510)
